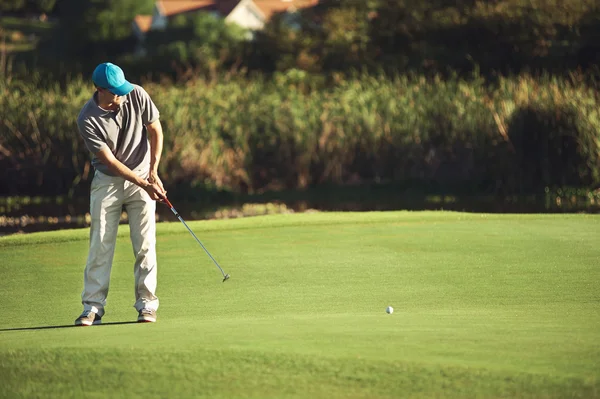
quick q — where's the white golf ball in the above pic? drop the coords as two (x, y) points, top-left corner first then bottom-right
(386, 306), (394, 314)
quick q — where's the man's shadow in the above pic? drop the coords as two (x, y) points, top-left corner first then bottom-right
(0, 321), (139, 332)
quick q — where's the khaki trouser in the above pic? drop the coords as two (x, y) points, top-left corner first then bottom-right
(81, 170), (159, 317)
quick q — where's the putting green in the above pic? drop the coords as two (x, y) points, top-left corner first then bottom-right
(1, 212), (599, 398)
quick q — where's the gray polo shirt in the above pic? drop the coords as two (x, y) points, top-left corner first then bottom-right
(77, 84), (160, 177)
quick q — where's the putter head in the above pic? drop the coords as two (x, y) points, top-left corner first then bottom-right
(223, 274), (230, 282)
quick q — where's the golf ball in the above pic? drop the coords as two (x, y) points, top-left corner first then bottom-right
(386, 306), (394, 314)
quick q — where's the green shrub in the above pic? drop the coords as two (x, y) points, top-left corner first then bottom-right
(1, 72), (598, 196)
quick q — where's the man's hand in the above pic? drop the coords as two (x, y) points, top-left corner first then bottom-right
(96, 148), (167, 202)
(143, 180), (167, 201)
(147, 171), (166, 202)
(148, 170), (165, 193)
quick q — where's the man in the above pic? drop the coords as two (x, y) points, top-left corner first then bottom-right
(75, 62), (166, 326)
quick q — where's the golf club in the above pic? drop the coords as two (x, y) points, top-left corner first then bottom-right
(161, 197), (230, 282)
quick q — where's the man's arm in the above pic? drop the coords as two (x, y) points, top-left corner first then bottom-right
(146, 119), (165, 193)
(96, 147), (166, 201)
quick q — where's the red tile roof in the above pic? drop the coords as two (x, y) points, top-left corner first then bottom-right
(134, 15), (153, 33)
(218, 0), (243, 15)
(155, 0), (318, 20)
(156, 1), (232, 17)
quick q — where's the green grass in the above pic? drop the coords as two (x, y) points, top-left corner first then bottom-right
(0, 212), (599, 398)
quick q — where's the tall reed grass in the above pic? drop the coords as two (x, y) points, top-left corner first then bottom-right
(1, 72), (598, 195)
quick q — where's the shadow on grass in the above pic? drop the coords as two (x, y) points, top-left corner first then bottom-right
(0, 321), (139, 332)
(1, 183), (599, 235)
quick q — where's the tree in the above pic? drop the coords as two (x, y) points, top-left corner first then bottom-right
(190, 12), (247, 59)
(33, 0), (56, 13)
(55, 0), (154, 57)
(145, 12), (249, 76)
(0, 0), (57, 13)
(0, 0), (26, 12)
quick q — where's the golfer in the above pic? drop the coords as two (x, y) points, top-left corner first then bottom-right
(74, 62), (166, 326)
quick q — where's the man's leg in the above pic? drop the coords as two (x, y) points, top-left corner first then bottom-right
(81, 171), (124, 318)
(124, 181), (159, 315)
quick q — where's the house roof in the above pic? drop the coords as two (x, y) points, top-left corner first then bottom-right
(156, 0), (241, 17)
(253, 0), (319, 20)
(155, 0), (319, 20)
(133, 15), (153, 33)
(218, 0), (243, 15)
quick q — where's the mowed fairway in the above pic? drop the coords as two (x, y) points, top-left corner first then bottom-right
(0, 212), (599, 398)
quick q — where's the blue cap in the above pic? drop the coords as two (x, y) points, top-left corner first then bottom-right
(92, 62), (134, 96)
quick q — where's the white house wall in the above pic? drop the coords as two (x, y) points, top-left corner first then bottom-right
(151, 4), (168, 30)
(226, 2), (265, 31)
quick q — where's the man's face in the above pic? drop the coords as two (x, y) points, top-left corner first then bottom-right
(97, 87), (124, 106)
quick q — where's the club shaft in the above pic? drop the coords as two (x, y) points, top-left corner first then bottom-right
(169, 205), (227, 278)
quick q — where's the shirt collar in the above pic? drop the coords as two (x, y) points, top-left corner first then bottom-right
(93, 92), (129, 117)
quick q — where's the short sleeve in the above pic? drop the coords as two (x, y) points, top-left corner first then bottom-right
(77, 118), (108, 155)
(136, 86), (160, 125)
